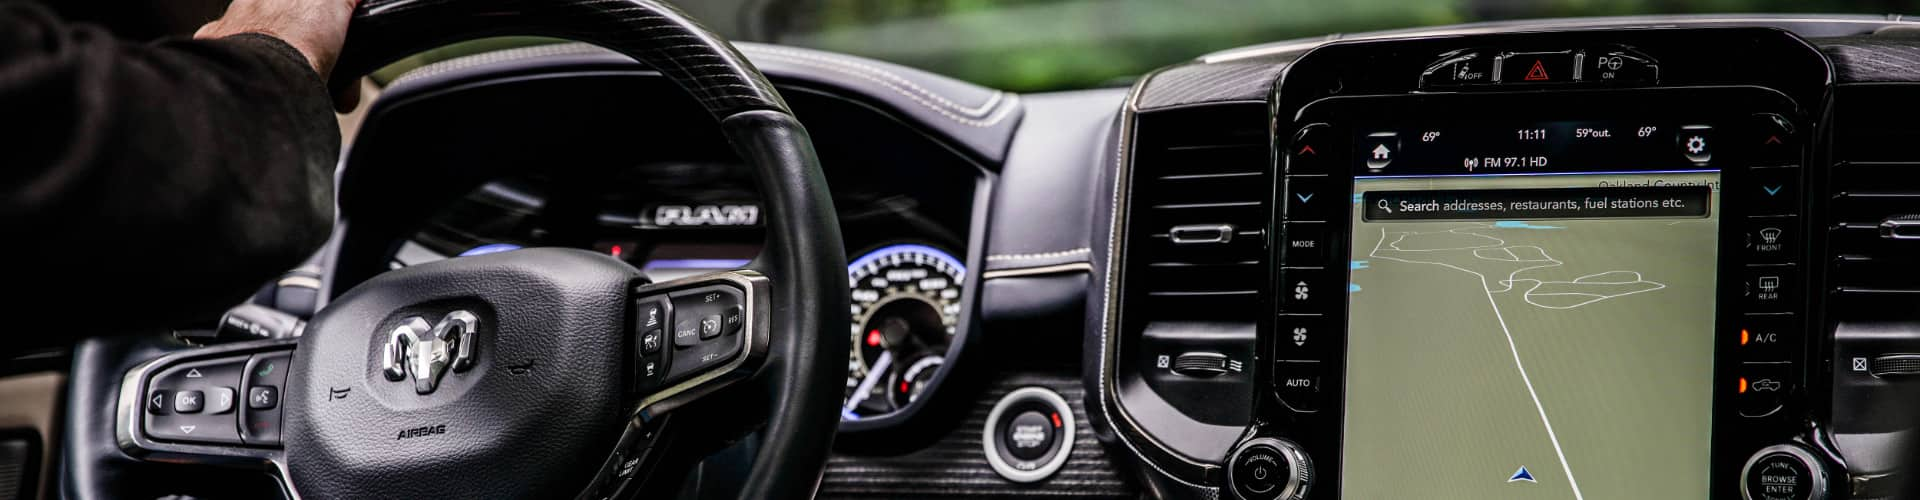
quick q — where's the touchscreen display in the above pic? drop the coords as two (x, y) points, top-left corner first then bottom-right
(1340, 122), (1719, 499)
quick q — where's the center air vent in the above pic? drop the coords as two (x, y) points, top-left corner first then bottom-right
(1123, 103), (1272, 319)
(1827, 85), (1920, 315)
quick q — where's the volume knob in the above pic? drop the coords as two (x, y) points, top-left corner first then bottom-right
(1228, 437), (1313, 500)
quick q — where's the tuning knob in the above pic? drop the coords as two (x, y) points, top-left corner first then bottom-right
(1741, 444), (1830, 500)
(1227, 437), (1313, 500)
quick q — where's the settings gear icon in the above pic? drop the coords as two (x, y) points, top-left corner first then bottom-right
(1685, 135), (1707, 154)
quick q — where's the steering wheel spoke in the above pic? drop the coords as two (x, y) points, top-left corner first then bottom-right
(114, 338), (300, 488)
(629, 270), (772, 418)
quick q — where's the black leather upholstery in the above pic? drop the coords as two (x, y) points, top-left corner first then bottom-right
(721, 110), (851, 500)
(334, 0), (786, 119)
(982, 89), (1125, 274)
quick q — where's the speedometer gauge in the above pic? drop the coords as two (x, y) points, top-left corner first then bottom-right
(841, 244), (964, 422)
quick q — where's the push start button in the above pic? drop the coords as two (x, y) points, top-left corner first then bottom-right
(983, 387), (1075, 483)
(1004, 411), (1056, 460)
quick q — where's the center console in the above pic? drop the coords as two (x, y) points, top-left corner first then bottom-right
(1100, 26), (1871, 500)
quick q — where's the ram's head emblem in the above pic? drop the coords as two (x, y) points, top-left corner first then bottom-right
(381, 311), (479, 394)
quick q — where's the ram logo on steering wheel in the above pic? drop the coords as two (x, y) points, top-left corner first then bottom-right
(381, 310), (481, 395)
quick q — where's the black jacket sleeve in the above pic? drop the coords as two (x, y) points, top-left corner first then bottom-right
(0, 2), (340, 339)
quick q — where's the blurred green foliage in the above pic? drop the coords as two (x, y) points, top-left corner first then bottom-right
(379, 0), (1918, 91)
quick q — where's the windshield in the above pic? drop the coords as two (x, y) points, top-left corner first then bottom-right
(672, 0), (1902, 91)
(374, 1), (1909, 92)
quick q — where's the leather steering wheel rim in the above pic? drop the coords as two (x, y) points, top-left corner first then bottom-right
(319, 1), (849, 498)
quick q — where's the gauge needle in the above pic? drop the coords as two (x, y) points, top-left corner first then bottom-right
(844, 350), (892, 411)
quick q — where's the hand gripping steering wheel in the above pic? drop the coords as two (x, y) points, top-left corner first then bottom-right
(84, 1), (851, 498)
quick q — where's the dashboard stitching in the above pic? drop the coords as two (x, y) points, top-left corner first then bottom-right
(748, 51), (1020, 128)
(984, 248), (1091, 261)
(1095, 70), (1216, 492)
(746, 46), (1005, 116)
(979, 262), (1094, 280)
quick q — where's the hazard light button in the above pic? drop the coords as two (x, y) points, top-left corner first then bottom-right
(1498, 51), (1575, 84)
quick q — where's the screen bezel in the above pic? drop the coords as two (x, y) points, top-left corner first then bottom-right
(1272, 87), (1807, 500)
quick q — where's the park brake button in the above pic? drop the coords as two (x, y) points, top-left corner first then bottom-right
(1584, 49), (1656, 84)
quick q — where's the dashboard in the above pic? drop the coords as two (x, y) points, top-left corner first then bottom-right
(309, 15), (1920, 500)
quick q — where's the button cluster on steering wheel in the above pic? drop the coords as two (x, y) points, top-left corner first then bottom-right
(140, 347), (294, 446)
(632, 284), (746, 393)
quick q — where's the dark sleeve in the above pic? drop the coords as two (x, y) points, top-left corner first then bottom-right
(0, 2), (340, 338)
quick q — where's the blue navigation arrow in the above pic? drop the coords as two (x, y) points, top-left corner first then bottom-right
(1763, 185), (1783, 196)
(1508, 466), (1537, 483)
(1296, 192), (1315, 203)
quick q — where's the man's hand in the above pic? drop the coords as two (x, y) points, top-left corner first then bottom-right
(196, 0), (360, 110)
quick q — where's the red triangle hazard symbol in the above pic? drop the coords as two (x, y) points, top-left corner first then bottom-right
(1523, 60), (1549, 81)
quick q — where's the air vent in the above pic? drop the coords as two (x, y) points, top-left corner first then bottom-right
(1123, 103), (1272, 319)
(1827, 85), (1920, 312)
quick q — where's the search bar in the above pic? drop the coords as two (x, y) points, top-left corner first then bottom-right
(1362, 186), (1710, 222)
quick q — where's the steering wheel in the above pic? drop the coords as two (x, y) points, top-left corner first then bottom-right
(65, 1), (849, 498)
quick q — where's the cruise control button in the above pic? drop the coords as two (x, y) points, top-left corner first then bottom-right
(672, 319), (701, 348)
(722, 305), (743, 335)
(698, 314), (723, 340)
(664, 285), (747, 384)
